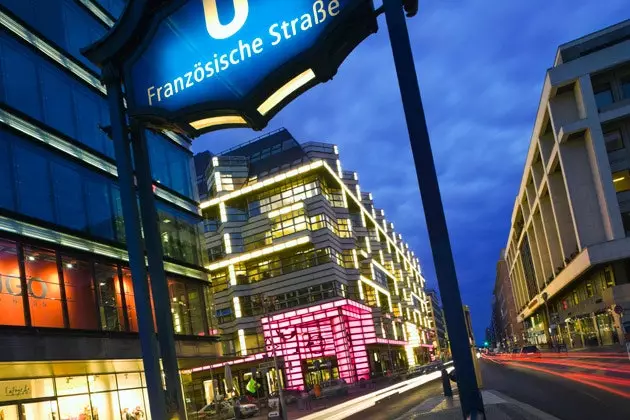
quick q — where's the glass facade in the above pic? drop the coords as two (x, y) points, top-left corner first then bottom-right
(0, 371), (150, 420)
(0, 235), (213, 336)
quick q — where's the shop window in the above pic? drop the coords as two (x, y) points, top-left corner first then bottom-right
(187, 282), (207, 336)
(90, 391), (121, 420)
(117, 373), (142, 390)
(88, 374), (117, 393)
(22, 400), (59, 419)
(119, 390), (147, 418)
(169, 278), (192, 335)
(95, 263), (125, 332)
(23, 247), (64, 328)
(62, 256), (98, 330)
(121, 268), (139, 332)
(613, 170), (630, 193)
(58, 394), (91, 420)
(0, 240), (25, 326)
(56, 376), (90, 396)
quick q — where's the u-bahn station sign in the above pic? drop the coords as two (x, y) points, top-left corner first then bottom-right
(84, 0), (378, 136)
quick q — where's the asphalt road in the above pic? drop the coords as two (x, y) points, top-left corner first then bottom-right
(343, 379), (445, 420)
(480, 357), (630, 420)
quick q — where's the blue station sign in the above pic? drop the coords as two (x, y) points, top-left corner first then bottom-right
(118, 0), (378, 135)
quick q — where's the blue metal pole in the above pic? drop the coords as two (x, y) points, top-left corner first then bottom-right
(131, 122), (186, 419)
(381, 1), (485, 417)
(102, 64), (167, 419)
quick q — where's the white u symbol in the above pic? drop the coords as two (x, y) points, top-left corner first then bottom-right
(203, 0), (249, 40)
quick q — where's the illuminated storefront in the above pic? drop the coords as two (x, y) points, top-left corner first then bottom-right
(0, 236), (214, 336)
(0, 371), (150, 420)
(187, 299), (428, 399)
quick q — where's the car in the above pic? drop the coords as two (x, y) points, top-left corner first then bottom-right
(520, 345), (541, 358)
(309, 379), (349, 398)
(510, 348), (521, 358)
(237, 402), (260, 418)
(196, 401), (234, 420)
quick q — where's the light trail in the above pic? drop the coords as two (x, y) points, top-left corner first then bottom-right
(501, 361), (630, 399)
(297, 363), (454, 420)
(503, 357), (630, 375)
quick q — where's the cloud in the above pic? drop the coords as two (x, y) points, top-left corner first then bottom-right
(193, 0), (629, 341)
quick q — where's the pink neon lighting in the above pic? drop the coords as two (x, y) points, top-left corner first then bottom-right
(190, 299), (417, 388)
(261, 299), (378, 389)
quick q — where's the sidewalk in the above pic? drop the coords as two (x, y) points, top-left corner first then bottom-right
(394, 390), (560, 420)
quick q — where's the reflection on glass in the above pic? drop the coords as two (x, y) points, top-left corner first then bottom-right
(168, 279), (191, 335)
(62, 256), (98, 330)
(95, 263), (125, 331)
(0, 240), (25, 326)
(23, 246), (64, 328)
(121, 268), (138, 332)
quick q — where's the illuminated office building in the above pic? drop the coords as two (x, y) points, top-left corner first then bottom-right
(505, 20), (630, 349)
(191, 129), (433, 397)
(0, 1), (218, 418)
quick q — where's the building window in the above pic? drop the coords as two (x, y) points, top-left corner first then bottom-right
(604, 129), (624, 152)
(622, 212), (630, 235)
(612, 170), (630, 192)
(271, 209), (308, 239)
(593, 82), (614, 110)
(621, 76), (630, 101)
(0, 239), (25, 326)
(120, 268), (139, 332)
(62, 255), (98, 330)
(23, 246), (64, 328)
(94, 263), (125, 332)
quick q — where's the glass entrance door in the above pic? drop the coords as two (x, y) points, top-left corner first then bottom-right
(0, 405), (20, 420)
(21, 400), (58, 420)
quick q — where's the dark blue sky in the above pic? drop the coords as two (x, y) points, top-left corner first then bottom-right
(193, 0), (628, 341)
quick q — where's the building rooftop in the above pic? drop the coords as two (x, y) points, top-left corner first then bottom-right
(555, 19), (630, 65)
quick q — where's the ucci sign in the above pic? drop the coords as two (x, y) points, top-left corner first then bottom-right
(122, 0), (377, 134)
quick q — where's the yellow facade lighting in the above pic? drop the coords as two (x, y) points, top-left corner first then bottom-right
(267, 202), (304, 219)
(206, 235), (310, 271)
(190, 115), (247, 130)
(257, 69), (316, 116)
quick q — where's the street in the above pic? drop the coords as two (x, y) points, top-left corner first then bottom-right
(480, 353), (630, 420)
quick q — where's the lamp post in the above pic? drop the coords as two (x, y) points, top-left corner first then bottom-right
(381, 0), (485, 417)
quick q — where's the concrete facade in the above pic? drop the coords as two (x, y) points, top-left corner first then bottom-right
(490, 250), (524, 349)
(505, 19), (630, 348)
(194, 129), (435, 395)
